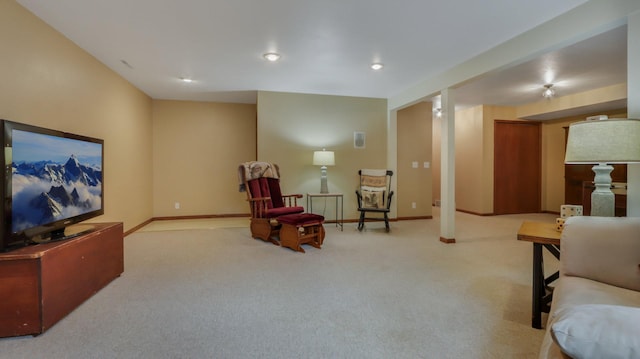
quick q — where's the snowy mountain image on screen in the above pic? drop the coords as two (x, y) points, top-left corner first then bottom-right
(11, 154), (102, 233)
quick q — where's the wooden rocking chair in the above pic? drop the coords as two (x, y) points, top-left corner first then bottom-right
(238, 162), (304, 245)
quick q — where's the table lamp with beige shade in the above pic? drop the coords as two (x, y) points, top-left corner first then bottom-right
(313, 149), (335, 194)
(564, 118), (640, 217)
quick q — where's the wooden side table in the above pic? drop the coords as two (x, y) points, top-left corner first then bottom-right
(517, 221), (561, 329)
(307, 193), (343, 231)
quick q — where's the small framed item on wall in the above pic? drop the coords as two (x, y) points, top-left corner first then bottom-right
(354, 131), (366, 149)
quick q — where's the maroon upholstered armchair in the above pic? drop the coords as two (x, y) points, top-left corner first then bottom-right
(238, 162), (304, 245)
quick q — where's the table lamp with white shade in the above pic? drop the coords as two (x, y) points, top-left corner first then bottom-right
(564, 118), (640, 216)
(313, 149), (335, 194)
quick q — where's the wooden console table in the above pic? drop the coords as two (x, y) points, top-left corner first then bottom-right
(0, 222), (123, 337)
(517, 221), (561, 329)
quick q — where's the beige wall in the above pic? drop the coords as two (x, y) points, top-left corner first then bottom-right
(432, 105), (515, 215)
(0, 1), (153, 232)
(454, 106), (484, 213)
(257, 91), (387, 221)
(397, 102), (433, 218)
(542, 117), (571, 213)
(151, 100), (256, 217)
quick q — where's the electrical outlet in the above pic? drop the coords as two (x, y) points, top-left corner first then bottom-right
(423, 161), (430, 169)
(174, 202), (180, 209)
(412, 161), (418, 168)
(411, 202), (416, 209)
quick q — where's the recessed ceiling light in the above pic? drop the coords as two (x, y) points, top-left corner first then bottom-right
(371, 63), (384, 70)
(263, 52), (281, 62)
(179, 77), (193, 83)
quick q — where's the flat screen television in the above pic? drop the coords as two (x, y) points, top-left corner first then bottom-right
(1, 120), (104, 251)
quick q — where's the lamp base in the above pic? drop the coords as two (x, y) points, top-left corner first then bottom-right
(320, 166), (329, 194)
(320, 179), (328, 194)
(590, 163), (614, 217)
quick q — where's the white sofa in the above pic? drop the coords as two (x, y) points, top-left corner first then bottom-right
(538, 216), (640, 359)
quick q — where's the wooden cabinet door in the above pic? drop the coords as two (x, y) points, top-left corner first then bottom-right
(494, 120), (541, 214)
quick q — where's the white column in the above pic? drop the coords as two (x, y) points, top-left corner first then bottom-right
(440, 88), (455, 243)
(628, 10), (640, 216)
(387, 109), (398, 218)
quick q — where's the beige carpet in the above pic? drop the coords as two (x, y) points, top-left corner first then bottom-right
(0, 211), (557, 358)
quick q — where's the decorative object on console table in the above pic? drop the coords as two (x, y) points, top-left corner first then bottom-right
(313, 149), (335, 194)
(560, 204), (583, 218)
(556, 204), (583, 231)
(564, 118), (640, 217)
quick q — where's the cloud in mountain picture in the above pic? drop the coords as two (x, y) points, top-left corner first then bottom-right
(11, 129), (103, 233)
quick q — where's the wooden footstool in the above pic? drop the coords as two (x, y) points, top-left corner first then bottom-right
(277, 213), (325, 253)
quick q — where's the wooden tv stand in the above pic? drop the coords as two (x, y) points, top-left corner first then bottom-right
(0, 222), (123, 338)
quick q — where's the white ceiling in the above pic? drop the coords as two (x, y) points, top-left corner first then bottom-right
(16, 0), (626, 119)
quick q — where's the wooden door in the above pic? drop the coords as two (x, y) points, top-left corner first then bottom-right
(494, 120), (541, 214)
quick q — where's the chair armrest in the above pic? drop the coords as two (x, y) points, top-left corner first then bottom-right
(561, 216), (640, 291)
(283, 194), (303, 198)
(247, 197), (271, 218)
(282, 194), (303, 207)
(386, 191), (394, 210)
